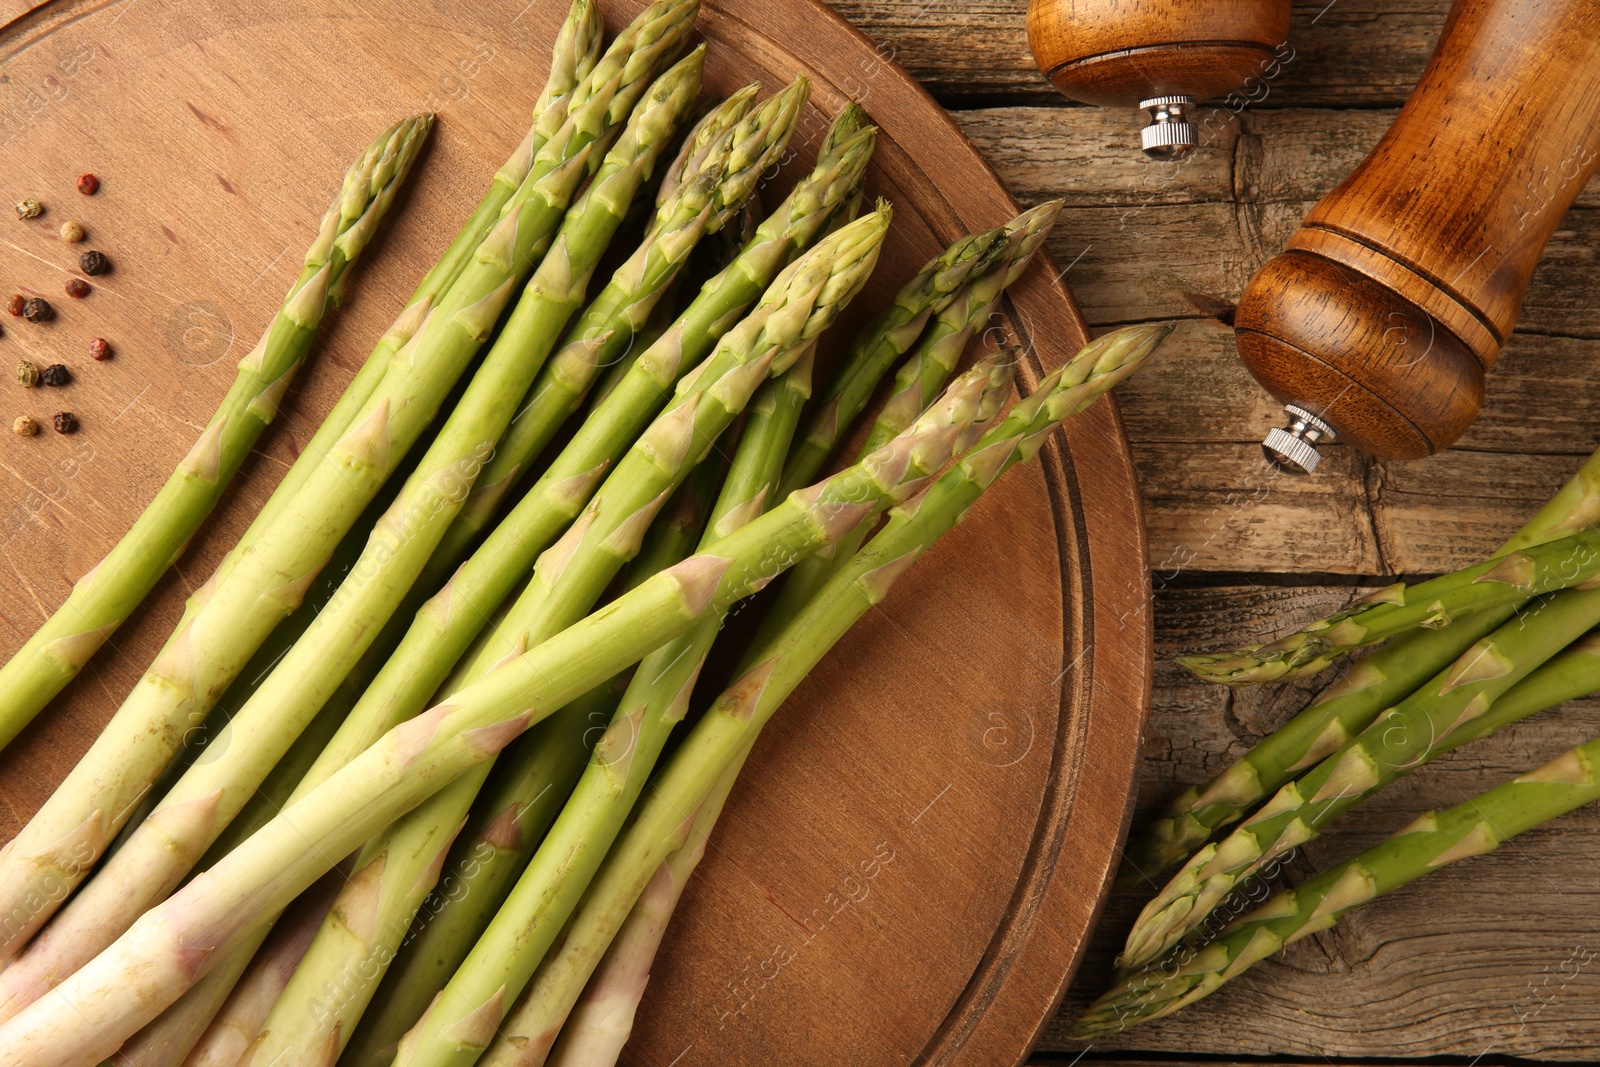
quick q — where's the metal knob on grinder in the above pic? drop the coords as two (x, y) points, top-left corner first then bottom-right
(1236, 0), (1600, 471)
(1026, 0), (1292, 158)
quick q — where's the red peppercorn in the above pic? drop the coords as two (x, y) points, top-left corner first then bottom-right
(64, 278), (90, 299)
(5, 295), (23, 317)
(88, 337), (112, 361)
(76, 174), (99, 196)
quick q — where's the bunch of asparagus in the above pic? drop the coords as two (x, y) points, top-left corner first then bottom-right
(1076, 447), (1600, 1035)
(0, 1), (1170, 1064)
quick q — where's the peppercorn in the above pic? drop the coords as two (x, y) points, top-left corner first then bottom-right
(88, 337), (112, 362)
(39, 364), (70, 387)
(5, 295), (23, 317)
(79, 250), (110, 276)
(59, 220), (85, 243)
(13, 415), (38, 437)
(21, 298), (53, 323)
(76, 173), (99, 196)
(52, 412), (77, 434)
(64, 278), (90, 299)
(15, 197), (42, 220)
(15, 360), (39, 388)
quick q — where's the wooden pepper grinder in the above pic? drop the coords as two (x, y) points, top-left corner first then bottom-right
(1026, 0), (1292, 157)
(1240, 0), (1600, 473)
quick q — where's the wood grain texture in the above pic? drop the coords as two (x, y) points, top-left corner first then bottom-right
(0, 2), (1150, 1066)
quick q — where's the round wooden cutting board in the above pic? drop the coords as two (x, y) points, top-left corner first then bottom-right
(0, 1), (1152, 1064)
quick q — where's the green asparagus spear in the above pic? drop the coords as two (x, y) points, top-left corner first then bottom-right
(1077, 730), (1600, 1036)
(482, 326), (1173, 1064)
(776, 216), (1017, 495)
(0, 115), (430, 755)
(1121, 446), (1600, 884)
(758, 200), (1060, 624)
(415, 79), (810, 601)
(0, 307), (988, 1066)
(1120, 584), (1600, 971)
(0, 47), (708, 1026)
(0, 0), (699, 968)
(338, 473), (724, 1067)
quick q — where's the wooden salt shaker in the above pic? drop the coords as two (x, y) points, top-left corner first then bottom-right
(1026, 0), (1292, 157)
(1240, 0), (1600, 472)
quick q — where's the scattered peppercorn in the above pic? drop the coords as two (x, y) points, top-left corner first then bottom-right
(76, 173), (99, 196)
(15, 360), (39, 388)
(21, 298), (53, 323)
(64, 278), (90, 299)
(15, 197), (42, 220)
(52, 412), (77, 435)
(39, 364), (70, 387)
(5, 295), (24, 317)
(12, 415), (38, 437)
(59, 220), (85, 243)
(79, 250), (110, 276)
(88, 337), (112, 362)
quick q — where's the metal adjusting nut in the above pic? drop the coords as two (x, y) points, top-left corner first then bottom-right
(1263, 405), (1336, 475)
(1140, 96), (1198, 160)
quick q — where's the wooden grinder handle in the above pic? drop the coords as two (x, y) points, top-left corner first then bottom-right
(1238, 0), (1600, 464)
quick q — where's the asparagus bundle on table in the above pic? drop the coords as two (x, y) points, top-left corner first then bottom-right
(1118, 582), (1600, 972)
(0, 114), (430, 756)
(1077, 724), (1600, 1036)
(482, 326), (1173, 1065)
(229, 86), (812, 1067)
(0, 44), (709, 1025)
(0, 0), (699, 967)
(0, 308), (1027, 1065)
(1121, 445), (1600, 884)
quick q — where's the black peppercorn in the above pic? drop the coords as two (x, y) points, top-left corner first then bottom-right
(39, 364), (71, 387)
(79, 250), (110, 276)
(52, 411), (78, 434)
(21, 298), (53, 323)
(64, 278), (90, 299)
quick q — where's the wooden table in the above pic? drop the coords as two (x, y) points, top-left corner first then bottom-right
(821, 0), (1600, 1062)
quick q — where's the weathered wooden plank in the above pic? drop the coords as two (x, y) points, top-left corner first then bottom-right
(827, 1), (1447, 108)
(1044, 584), (1600, 1061)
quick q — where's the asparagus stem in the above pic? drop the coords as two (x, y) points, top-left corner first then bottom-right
(482, 326), (1173, 1065)
(757, 200), (1061, 628)
(280, 106), (875, 831)
(415, 79), (810, 606)
(0, 48), (708, 1028)
(776, 213), (1018, 496)
(1121, 447), (1600, 885)
(0, 1), (699, 971)
(544, 752), (741, 1067)
(0, 312), (994, 1064)
(307, 209), (886, 1067)
(1077, 730), (1600, 1036)
(1119, 584), (1600, 971)
(339, 461), (727, 1067)
(0, 114), (430, 756)
(1177, 460), (1600, 687)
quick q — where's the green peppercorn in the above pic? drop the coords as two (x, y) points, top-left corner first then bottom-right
(13, 415), (38, 437)
(15, 197), (42, 220)
(21, 298), (52, 323)
(39, 364), (71, 387)
(52, 411), (77, 435)
(79, 250), (110, 276)
(15, 360), (39, 388)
